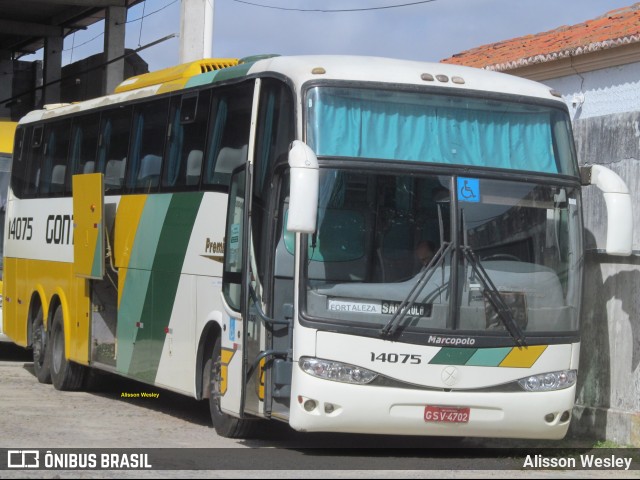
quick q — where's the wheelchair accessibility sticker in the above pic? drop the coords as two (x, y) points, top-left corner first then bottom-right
(457, 177), (480, 203)
(229, 317), (236, 341)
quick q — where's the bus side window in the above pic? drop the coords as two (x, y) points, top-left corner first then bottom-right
(40, 121), (71, 197)
(163, 90), (211, 190)
(203, 83), (253, 189)
(254, 80), (294, 197)
(127, 99), (169, 192)
(222, 167), (246, 311)
(98, 106), (132, 193)
(23, 126), (44, 197)
(70, 113), (100, 177)
(12, 127), (25, 162)
(10, 127), (28, 198)
(252, 79), (295, 291)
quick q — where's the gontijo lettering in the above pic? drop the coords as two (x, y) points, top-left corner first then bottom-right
(46, 214), (73, 244)
(6, 215), (74, 244)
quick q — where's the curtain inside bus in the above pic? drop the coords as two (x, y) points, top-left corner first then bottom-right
(307, 88), (562, 175)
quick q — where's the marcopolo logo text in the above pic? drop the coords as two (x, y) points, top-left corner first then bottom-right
(428, 335), (476, 346)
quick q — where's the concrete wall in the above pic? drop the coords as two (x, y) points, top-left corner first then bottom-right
(0, 60), (40, 121)
(545, 62), (640, 121)
(528, 59), (640, 446)
(0, 58), (11, 119)
(565, 109), (640, 446)
(60, 50), (148, 102)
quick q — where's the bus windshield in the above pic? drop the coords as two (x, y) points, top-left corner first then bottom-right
(306, 86), (578, 177)
(298, 170), (583, 338)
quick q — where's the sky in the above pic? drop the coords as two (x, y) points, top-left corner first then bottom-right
(32, 0), (636, 72)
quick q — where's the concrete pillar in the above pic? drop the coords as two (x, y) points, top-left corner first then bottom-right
(179, 0), (213, 64)
(103, 5), (126, 95)
(0, 50), (12, 118)
(44, 36), (63, 105)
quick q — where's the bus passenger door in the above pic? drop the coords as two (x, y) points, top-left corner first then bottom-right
(72, 172), (118, 369)
(220, 78), (296, 421)
(220, 165), (251, 417)
(72, 173), (104, 280)
(222, 163), (273, 420)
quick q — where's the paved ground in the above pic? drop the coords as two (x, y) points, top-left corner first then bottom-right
(0, 343), (636, 479)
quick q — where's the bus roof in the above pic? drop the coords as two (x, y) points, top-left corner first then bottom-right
(242, 55), (561, 101)
(17, 55), (564, 125)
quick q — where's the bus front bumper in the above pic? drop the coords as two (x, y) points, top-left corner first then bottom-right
(289, 368), (576, 439)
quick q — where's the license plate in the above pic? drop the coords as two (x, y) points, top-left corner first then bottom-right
(424, 405), (470, 423)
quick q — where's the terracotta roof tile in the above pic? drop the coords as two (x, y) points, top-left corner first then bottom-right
(441, 3), (640, 70)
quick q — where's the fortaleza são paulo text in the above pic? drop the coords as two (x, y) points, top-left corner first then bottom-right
(523, 454), (633, 470)
(120, 392), (160, 398)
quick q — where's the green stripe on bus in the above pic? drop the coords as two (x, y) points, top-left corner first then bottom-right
(128, 192), (204, 383)
(90, 222), (103, 278)
(465, 347), (512, 367)
(429, 347), (477, 365)
(186, 62), (254, 88)
(116, 195), (171, 375)
(127, 195), (173, 270)
(116, 268), (152, 375)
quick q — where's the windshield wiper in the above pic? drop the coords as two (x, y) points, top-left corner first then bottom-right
(461, 245), (527, 347)
(380, 242), (452, 338)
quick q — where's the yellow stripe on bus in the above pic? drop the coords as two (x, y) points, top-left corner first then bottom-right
(114, 58), (239, 94)
(114, 195), (148, 307)
(499, 345), (547, 368)
(220, 348), (236, 396)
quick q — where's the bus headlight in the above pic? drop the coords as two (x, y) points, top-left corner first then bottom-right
(299, 357), (378, 385)
(518, 369), (577, 392)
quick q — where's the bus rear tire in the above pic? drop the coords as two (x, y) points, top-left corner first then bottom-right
(32, 307), (52, 384)
(208, 336), (259, 438)
(49, 307), (86, 391)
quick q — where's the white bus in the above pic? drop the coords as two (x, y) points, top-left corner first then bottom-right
(3, 55), (632, 439)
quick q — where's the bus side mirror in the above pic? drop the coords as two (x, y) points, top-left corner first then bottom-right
(580, 164), (633, 256)
(287, 141), (318, 233)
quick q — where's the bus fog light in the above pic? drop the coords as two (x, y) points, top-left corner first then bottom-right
(299, 357), (378, 385)
(545, 413), (556, 423)
(518, 370), (577, 392)
(304, 399), (317, 412)
(324, 403), (335, 414)
(560, 411), (571, 422)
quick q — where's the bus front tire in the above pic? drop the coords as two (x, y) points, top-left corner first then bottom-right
(32, 308), (52, 384)
(49, 307), (86, 391)
(208, 336), (258, 438)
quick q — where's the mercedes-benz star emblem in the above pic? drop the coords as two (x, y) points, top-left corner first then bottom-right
(441, 366), (459, 386)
